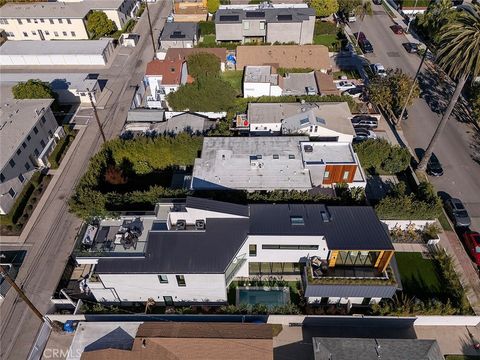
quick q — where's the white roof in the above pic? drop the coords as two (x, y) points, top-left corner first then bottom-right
(0, 73), (98, 92)
(244, 66), (278, 84)
(0, 39), (112, 56)
(0, 96), (53, 168)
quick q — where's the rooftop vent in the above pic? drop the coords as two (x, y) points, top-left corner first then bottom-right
(176, 219), (186, 230)
(304, 144), (313, 153)
(195, 219), (205, 230)
(320, 209), (330, 222)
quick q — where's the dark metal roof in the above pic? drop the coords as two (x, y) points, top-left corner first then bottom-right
(249, 204), (394, 251)
(186, 197), (249, 217)
(313, 337), (444, 360)
(94, 218), (249, 274)
(304, 283), (397, 298)
(160, 22), (198, 41)
(215, 7), (315, 24)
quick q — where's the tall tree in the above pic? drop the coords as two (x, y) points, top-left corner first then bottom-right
(310, 0), (339, 17)
(415, 0), (457, 46)
(337, 0), (362, 15)
(87, 11), (117, 39)
(207, 0), (220, 14)
(355, 0), (373, 44)
(418, 5), (480, 170)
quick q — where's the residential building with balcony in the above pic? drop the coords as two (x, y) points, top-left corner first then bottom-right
(144, 58), (188, 108)
(0, 0), (137, 41)
(74, 197), (400, 307)
(0, 98), (63, 214)
(215, 7), (315, 45)
(191, 137), (366, 191)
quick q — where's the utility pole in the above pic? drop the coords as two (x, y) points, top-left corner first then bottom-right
(0, 265), (44, 322)
(86, 88), (107, 143)
(145, 0), (156, 58)
(396, 48), (427, 126)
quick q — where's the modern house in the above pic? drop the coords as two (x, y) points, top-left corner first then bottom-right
(159, 22), (199, 49)
(312, 338), (444, 360)
(215, 7), (315, 45)
(71, 322), (273, 360)
(243, 66), (282, 98)
(74, 197), (399, 307)
(0, 0), (138, 41)
(0, 98), (64, 214)
(144, 58), (188, 108)
(191, 137), (366, 190)
(235, 45), (331, 73)
(0, 39), (115, 66)
(238, 102), (355, 142)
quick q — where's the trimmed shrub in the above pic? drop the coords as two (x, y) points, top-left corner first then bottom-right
(354, 139), (411, 174)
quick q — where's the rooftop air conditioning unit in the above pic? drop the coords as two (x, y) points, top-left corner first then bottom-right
(176, 219), (186, 230)
(304, 144), (313, 153)
(195, 219), (205, 230)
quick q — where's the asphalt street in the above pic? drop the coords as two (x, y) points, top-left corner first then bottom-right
(0, 2), (172, 359)
(349, 5), (480, 232)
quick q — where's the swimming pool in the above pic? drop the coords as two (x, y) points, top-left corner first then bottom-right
(237, 287), (289, 308)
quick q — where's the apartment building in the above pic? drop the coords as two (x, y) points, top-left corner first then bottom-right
(0, 98), (63, 214)
(0, 0), (137, 41)
(215, 7), (315, 44)
(191, 137), (366, 191)
(74, 197), (399, 307)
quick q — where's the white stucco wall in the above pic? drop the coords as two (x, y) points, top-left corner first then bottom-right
(249, 122), (282, 133)
(243, 81), (272, 98)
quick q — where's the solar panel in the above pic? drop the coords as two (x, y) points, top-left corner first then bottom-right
(277, 14), (293, 21)
(316, 117), (326, 125)
(246, 11), (265, 18)
(170, 31), (186, 39)
(299, 118), (309, 125)
(219, 15), (239, 21)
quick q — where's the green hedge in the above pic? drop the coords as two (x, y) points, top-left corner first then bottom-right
(354, 139), (411, 175)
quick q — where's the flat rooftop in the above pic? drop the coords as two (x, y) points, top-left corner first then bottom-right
(244, 66), (277, 84)
(192, 136), (313, 191)
(0, 0), (125, 18)
(0, 73), (98, 91)
(301, 142), (356, 164)
(282, 72), (318, 95)
(0, 39), (112, 56)
(0, 97), (54, 168)
(215, 7), (315, 23)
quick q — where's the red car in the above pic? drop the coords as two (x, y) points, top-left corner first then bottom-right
(391, 24), (404, 34)
(463, 231), (480, 266)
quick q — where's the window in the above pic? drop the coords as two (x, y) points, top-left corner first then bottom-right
(62, 31), (67, 36)
(27, 19), (31, 23)
(290, 216), (304, 226)
(249, 244), (257, 257)
(243, 21), (250, 30)
(34, 148), (39, 157)
(0, 173), (4, 183)
(23, 32), (28, 37)
(22, 142), (26, 149)
(33, 126), (38, 134)
(7, 32), (14, 37)
(41, 117), (46, 124)
(17, 19), (23, 24)
(262, 244), (319, 250)
(9, 159), (15, 168)
(16, 149), (21, 156)
(0, 19), (9, 24)
(67, 19), (71, 24)
(273, 154), (279, 159)
(27, 135), (31, 141)
(71, 31), (76, 37)
(8, 188), (16, 198)
(40, 19), (44, 23)
(54, 32), (59, 37)
(343, 171), (350, 180)
(48, 130), (53, 137)
(40, 139), (46, 147)
(324, 171), (330, 178)
(163, 296), (174, 306)
(45, 31), (50, 36)
(288, 154), (295, 159)
(32, 31), (37, 35)
(49, 19), (54, 24)
(34, 19), (38, 23)
(158, 275), (168, 283)
(18, 174), (25, 183)
(25, 162), (31, 171)
(58, 19), (63, 24)
(259, 21), (265, 30)
(176, 275), (186, 287)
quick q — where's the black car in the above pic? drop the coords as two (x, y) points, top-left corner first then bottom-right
(351, 115), (378, 129)
(403, 42), (419, 53)
(372, 0), (382, 4)
(426, 153), (444, 176)
(359, 39), (374, 53)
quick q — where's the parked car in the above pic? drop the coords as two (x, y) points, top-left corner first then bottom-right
(354, 127), (377, 142)
(371, 63), (387, 77)
(359, 38), (374, 53)
(373, 0), (382, 4)
(351, 115), (378, 129)
(403, 42), (419, 53)
(426, 153), (444, 177)
(463, 231), (480, 267)
(342, 87), (364, 98)
(348, 12), (357, 22)
(445, 198), (471, 227)
(355, 32), (367, 41)
(391, 24), (404, 34)
(167, 13), (174, 22)
(336, 81), (356, 91)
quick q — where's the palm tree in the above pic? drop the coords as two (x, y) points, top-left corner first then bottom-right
(355, 1), (373, 45)
(418, 5), (480, 170)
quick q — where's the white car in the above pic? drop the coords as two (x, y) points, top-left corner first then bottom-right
(371, 63), (387, 77)
(336, 81), (356, 91)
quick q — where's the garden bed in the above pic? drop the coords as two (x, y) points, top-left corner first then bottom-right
(48, 126), (78, 169)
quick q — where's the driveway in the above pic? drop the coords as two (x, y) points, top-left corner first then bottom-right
(349, 5), (480, 234)
(0, 2), (172, 359)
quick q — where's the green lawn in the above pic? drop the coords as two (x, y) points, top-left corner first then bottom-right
(395, 252), (443, 299)
(221, 70), (243, 96)
(48, 127), (77, 169)
(314, 34), (341, 51)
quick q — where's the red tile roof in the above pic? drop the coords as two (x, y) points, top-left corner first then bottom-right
(145, 59), (184, 85)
